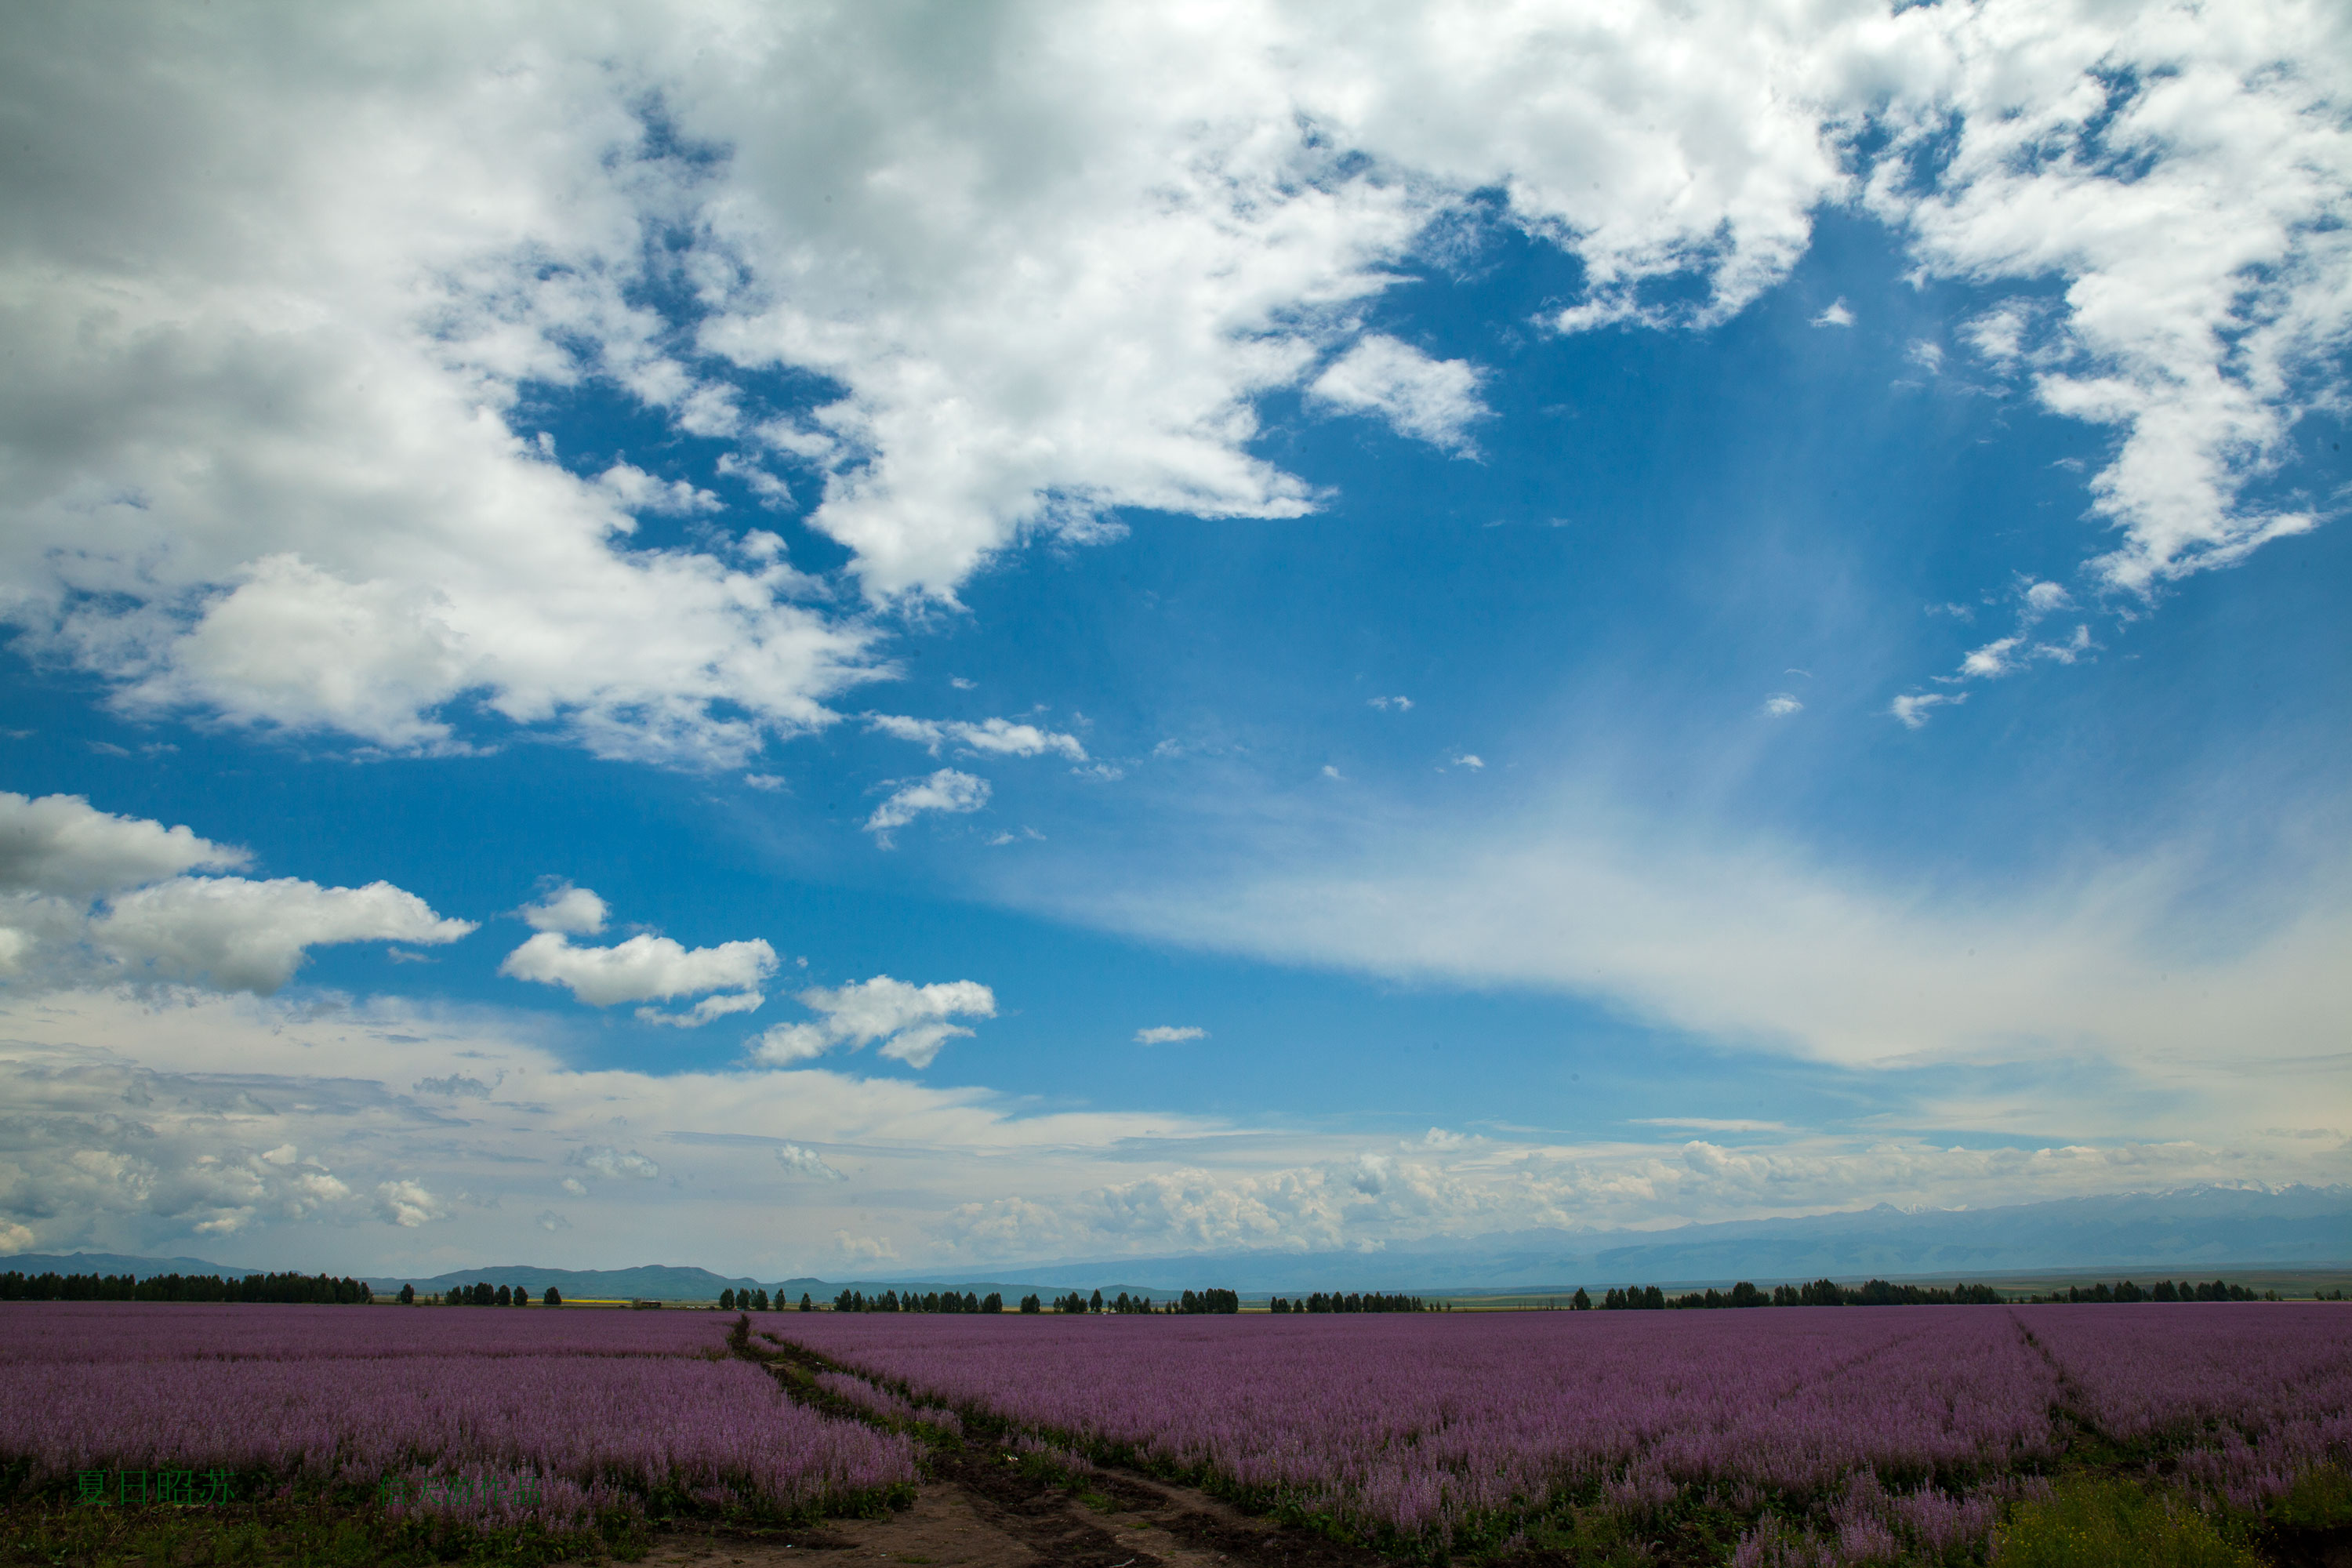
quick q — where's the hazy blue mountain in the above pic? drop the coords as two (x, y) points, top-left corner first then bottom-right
(14, 1184), (2339, 1303)
(935, 1184), (2352, 1294)
(377, 1265), (1146, 1301)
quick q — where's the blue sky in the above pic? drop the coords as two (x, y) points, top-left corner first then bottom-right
(1, 1), (2346, 1279)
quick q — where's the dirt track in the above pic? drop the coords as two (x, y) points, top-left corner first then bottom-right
(646, 1330), (1396, 1568)
(640, 1451), (1392, 1568)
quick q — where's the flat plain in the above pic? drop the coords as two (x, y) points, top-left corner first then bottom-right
(3, 1300), (2348, 1566)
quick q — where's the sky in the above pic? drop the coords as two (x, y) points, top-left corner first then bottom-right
(0, 0), (2347, 1283)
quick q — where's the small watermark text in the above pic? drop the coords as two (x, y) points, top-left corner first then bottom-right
(76, 1468), (235, 1506)
(377, 1475), (544, 1509)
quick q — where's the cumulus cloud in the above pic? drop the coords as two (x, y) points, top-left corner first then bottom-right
(1, 793), (474, 996)
(0, 791), (247, 897)
(93, 877), (474, 993)
(750, 975), (996, 1071)
(1762, 694), (1803, 717)
(1811, 299), (1854, 328)
(865, 714), (1086, 761)
(520, 883), (608, 935)
(376, 1179), (446, 1229)
(865, 770), (990, 845)
(1134, 1025), (1206, 1045)
(1307, 336), (1486, 453)
(775, 1142), (848, 1182)
(0, 0), (2332, 764)
(499, 930), (775, 1010)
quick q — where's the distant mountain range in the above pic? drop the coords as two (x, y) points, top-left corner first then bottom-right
(9, 1184), (2344, 1299)
(950, 1184), (2352, 1294)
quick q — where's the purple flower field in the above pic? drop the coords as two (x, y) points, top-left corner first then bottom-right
(1, 1303), (915, 1530)
(773, 1305), (2352, 1559)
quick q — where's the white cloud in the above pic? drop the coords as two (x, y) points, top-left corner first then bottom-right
(637, 989), (768, 1028)
(593, 462), (720, 517)
(1307, 336), (1486, 453)
(1762, 694), (1803, 717)
(0, 0), (2334, 757)
(375, 1180), (446, 1229)
(1038, 778), (2352, 1110)
(775, 1143), (848, 1183)
(1877, 3), (2351, 593)
(0, 985), (2339, 1272)
(1958, 636), (2024, 679)
(535, 1209), (571, 1232)
(1450, 753), (1484, 770)
(0, 791), (249, 898)
(1367, 695), (1412, 712)
(90, 877), (473, 993)
(865, 769), (990, 845)
(866, 714), (1086, 760)
(519, 882), (608, 935)
(1811, 299), (1854, 328)
(750, 975), (996, 1071)
(2023, 580), (2071, 615)
(1134, 1025), (1207, 1045)
(500, 930), (775, 1007)
(835, 1231), (898, 1263)
(1937, 579), (2097, 688)
(571, 1145), (662, 1181)
(1889, 691), (1965, 729)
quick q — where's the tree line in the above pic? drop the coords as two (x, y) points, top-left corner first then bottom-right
(0, 1270), (374, 1303)
(408, 1282), (567, 1305)
(1026, 1287), (1241, 1314)
(720, 1288), (819, 1311)
(2020, 1279), (2278, 1304)
(1269, 1292), (1429, 1312)
(830, 1288), (1004, 1313)
(1574, 1276), (2285, 1308)
(1588, 1279), (2007, 1309)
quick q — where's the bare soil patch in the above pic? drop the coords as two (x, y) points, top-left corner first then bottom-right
(639, 1439), (1393, 1568)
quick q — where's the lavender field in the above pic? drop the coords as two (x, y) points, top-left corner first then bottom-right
(1, 1302), (914, 1534)
(773, 1305), (2352, 1561)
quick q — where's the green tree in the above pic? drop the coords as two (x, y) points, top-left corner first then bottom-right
(544, 1286), (562, 1305)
